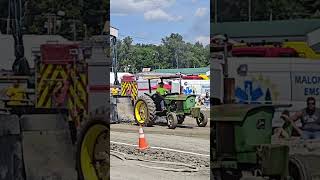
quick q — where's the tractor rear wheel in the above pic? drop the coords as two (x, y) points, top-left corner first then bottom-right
(177, 115), (185, 124)
(134, 95), (156, 127)
(196, 111), (208, 127)
(167, 112), (178, 129)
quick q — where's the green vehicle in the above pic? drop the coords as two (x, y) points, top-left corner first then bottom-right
(211, 104), (315, 180)
(134, 75), (208, 129)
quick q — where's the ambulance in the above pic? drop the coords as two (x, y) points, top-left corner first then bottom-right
(213, 46), (320, 127)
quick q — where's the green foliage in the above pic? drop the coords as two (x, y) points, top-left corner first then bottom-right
(214, 0), (320, 22)
(0, 0), (108, 40)
(115, 33), (210, 73)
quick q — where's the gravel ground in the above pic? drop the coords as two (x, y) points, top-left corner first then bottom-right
(111, 143), (210, 168)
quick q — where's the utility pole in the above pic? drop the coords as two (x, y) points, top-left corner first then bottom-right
(7, 0), (10, 34)
(53, 15), (56, 34)
(175, 49), (179, 69)
(10, 0), (30, 75)
(73, 18), (76, 41)
(47, 14), (51, 35)
(223, 35), (228, 78)
(112, 36), (119, 85)
(248, 0), (252, 22)
(84, 24), (88, 40)
(214, 0), (217, 23)
(222, 34), (235, 104)
(19, 0), (22, 26)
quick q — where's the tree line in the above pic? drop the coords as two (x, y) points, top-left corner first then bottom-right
(0, 0), (108, 40)
(212, 0), (320, 22)
(114, 33), (210, 73)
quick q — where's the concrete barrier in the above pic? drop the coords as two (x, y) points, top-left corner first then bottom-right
(0, 114), (24, 180)
(20, 114), (67, 131)
(21, 114), (77, 180)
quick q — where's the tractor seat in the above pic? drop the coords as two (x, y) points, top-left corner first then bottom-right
(151, 93), (166, 111)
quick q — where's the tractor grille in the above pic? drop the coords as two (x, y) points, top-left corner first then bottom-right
(176, 101), (183, 111)
(215, 122), (235, 157)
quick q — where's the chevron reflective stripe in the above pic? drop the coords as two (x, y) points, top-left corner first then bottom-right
(131, 82), (138, 101)
(121, 81), (138, 98)
(121, 82), (130, 96)
(36, 64), (88, 119)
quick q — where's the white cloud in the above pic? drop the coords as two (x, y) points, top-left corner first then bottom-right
(191, 0), (198, 3)
(111, 0), (175, 15)
(194, 8), (208, 17)
(195, 36), (210, 45)
(144, 9), (182, 22)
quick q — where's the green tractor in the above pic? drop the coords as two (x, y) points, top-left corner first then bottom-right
(134, 75), (208, 129)
(211, 104), (315, 180)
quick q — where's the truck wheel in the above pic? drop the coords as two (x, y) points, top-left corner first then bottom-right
(212, 169), (222, 180)
(177, 115), (185, 124)
(196, 111), (208, 127)
(134, 95), (156, 127)
(212, 169), (241, 180)
(289, 155), (312, 180)
(167, 112), (178, 129)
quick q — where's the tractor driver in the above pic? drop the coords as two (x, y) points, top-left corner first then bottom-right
(156, 82), (168, 111)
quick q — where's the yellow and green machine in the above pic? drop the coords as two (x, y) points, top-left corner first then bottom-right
(134, 75), (208, 129)
(212, 104), (315, 180)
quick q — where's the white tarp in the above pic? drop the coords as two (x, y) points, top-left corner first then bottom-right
(110, 26), (118, 38)
(0, 35), (69, 69)
(180, 80), (210, 96)
(110, 72), (133, 85)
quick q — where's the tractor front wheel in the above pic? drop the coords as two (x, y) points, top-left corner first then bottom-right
(177, 115), (185, 124)
(167, 112), (178, 129)
(196, 111), (208, 127)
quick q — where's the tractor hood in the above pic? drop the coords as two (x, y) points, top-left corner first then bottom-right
(165, 94), (196, 101)
(212, 104), (291, 122)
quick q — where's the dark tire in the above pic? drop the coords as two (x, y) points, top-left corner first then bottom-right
(167, 112), (178, 129)
(289, 155), (312, 180)
(212, 169), (222, 180)
(76, 119), (109, 180)
(177, 115), (185, 124)
(212, 169), (241, 180)
(134, 95), (156, 127)
(196, 111), (208, 127)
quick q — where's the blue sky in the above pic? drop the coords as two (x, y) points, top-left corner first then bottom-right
(111, 0), (210, 45)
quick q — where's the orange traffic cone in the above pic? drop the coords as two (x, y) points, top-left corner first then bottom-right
(138, 126), (149, 151)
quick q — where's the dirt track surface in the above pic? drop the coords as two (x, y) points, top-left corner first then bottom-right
(111, 117), (210, 138)
(110, 114), (210, 180)
(111, 156), (210, 180)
